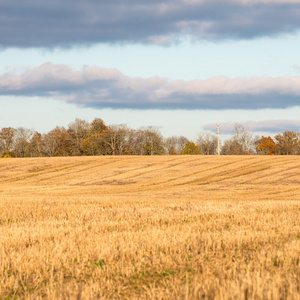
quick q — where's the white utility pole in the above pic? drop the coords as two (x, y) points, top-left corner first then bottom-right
(217, 123), (220, 155)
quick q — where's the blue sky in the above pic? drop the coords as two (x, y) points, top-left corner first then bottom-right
(1, 0), (300, 140)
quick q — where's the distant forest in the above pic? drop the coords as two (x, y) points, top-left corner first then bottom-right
(0, 118), (299, 157)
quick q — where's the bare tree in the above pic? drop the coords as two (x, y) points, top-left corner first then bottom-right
(103, 125), (130, 155)
(221, 139), (244, 155)
(221, 124), (255, 155)
(143, 127), (165, 155)
(124, 129), (144, 155)
(68, 119), (90, 155)
(164, 136), (189, 155)
(43, 128), (61, 157)
(43, 127), (71, 157)
(233, 124), (255, 154)
(196, 133), (218, 155)
(274, 131), (300, 155)
(126, 127), (164, 155)
(0, 127), (15, 156)
(29, 131), (44, 157)
(14, 127), (34, 157)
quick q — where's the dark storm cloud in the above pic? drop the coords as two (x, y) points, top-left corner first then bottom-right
(1, 0), (300, 48)
(204, 120), (300, 134)
(1, 63), (300, 110)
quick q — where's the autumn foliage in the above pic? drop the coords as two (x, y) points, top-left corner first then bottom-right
(182, 142), (201, 155)
(256, 136), (276, 155)
(1, 119), (300, 157)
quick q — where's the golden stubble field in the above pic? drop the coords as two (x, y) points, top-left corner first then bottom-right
(1, 156), (300, 299)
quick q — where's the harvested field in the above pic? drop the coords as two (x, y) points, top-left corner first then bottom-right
(1, 156), (300, 299)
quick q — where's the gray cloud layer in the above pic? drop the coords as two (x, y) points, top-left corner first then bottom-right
(1, 63), (300, 110)
(204, 120), (300, 134)
(1, 0), (300, 48)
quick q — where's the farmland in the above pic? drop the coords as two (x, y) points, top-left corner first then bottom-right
(1, 156), (300, 299)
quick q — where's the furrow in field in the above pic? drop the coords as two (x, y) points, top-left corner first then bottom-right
(0, 158), (89, 183)
(139, 157), (256, 188)
(173, 157), (299, 187)
(153, 157), (259, 187)
(72, 156), (191, 186)
(0, 158), (120, 185)
(214, 159), (300, 186)
(0, 157), (299, 200)
(240, 163), (300, 185)
(30, 159), (122, 185)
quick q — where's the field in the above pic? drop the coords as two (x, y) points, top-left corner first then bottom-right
(1, 156), (300, 299)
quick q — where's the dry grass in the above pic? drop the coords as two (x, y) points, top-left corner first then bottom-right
(1, 156), (300, 299)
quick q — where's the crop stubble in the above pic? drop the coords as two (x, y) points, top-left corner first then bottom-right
(0, 156), (300, 299)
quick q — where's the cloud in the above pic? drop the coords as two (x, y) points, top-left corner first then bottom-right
(1, 63), (300, 110)
(1, 1), (300, 48)
(204, 120), (300, 134)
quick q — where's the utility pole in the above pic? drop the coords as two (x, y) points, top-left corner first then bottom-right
(217, 123), (220, 155)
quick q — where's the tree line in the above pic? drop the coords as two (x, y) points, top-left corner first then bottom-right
(0, 118), (299, 158)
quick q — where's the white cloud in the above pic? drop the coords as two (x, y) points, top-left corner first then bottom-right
(1, 63), (300, 110)
(204, 119), (300, 133)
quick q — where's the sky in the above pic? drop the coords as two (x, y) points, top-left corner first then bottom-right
(1, 0), (300, 141)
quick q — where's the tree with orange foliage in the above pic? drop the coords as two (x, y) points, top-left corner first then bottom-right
(256, 136), (276, 155)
